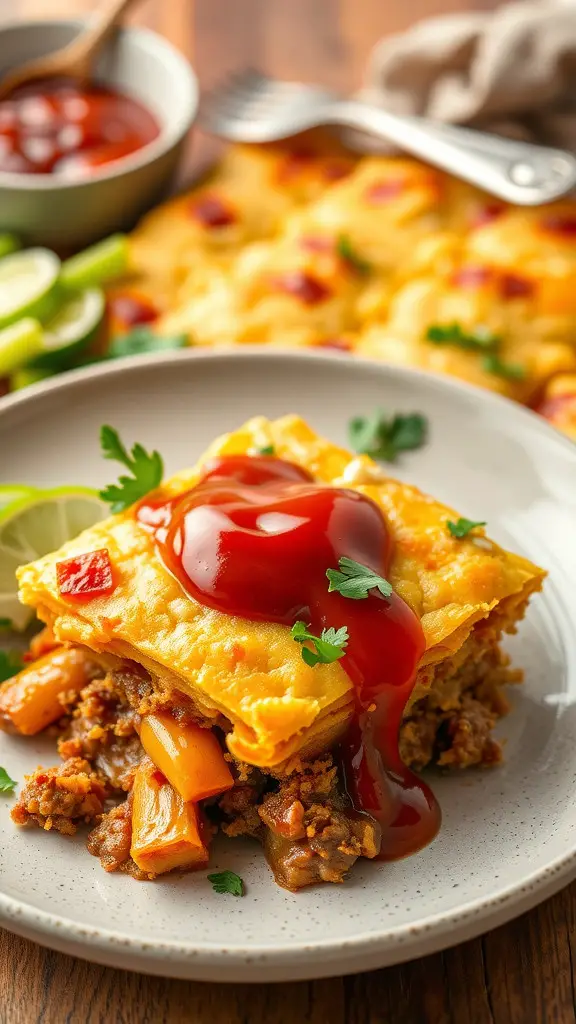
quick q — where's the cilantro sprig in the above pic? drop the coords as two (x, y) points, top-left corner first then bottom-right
(426, 322), (500, 352)
(326, 557), (393, 601)
(208, 870), (244, 897)
(99, 426), (164, 513)
(0, 618), (12, 629)
(0, 650), (22, 684)
(336, 234), (371, 276)
(256, 444), (275, 456)
(291, 621), (348, 667)
(0, 767), (16, 794)
(481, 354), (525, 381)
(426, 323), (526, 382)
(107, 327), (188, 360)
(447, 517), (486, 539)
(349, 410), (427, 462)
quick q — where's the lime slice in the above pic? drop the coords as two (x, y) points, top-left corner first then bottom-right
(0, 484), (38, 513)
(0, 318), (44, 375)
(0, 234), (21, 260)
(10, 366), (54, 391)
(60, 234), (129, 290)
(0, 487), (108, 630)
(0, 248), (61, 329)
(31, 288), (105, 370)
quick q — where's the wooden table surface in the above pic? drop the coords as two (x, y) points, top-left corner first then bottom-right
(3, 1), (576, 1021)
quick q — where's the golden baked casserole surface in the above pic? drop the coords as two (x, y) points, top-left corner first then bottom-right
(17, 416), (544, 769)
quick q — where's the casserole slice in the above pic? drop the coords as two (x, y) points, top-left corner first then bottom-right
(17, 415), (544, 774)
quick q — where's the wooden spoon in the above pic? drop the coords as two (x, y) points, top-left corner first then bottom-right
(0, 0), (141, 101)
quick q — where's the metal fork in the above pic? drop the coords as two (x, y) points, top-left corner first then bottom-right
(200, 70), (576, 206)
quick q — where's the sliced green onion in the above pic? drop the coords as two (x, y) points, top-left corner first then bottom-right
(60, 234), (129, 290)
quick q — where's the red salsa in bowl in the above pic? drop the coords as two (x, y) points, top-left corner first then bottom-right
(0, 78), (160, 179)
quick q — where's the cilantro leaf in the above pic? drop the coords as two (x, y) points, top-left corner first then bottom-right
(447, 517), (486, 539)
(348, 411), (428, 462)
(108, 327), (188, 360)
(326, 556), (393, 601)
(0, 767), (16, 795)
(291, 620), (349, 667)
(0, 650), (22, 683)
(208, 870), (244, 896)
(256, 445), (275, 456)
(99, 426), (164, 513)
(426, 323), (500, 352)
(0, 618), (12, 629)
(481, 354), (525, 380)
(336, 234), (371, 276)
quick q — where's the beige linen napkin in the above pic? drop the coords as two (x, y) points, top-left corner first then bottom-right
(358, 0), (576, 152)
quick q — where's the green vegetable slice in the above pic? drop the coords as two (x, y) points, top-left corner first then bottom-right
(0, 234), (21, 260)
(32, 288), (105, 370)
(0, 319), (44, 375)
(60, 234), (129, 290)
(0, 248), (60, 328)
(10, 367), (54, 391)
(0, 487), (107, 630)
(0, 484), (38, 513)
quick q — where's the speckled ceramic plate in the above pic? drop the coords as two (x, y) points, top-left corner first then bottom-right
(0, 350), (575, 982)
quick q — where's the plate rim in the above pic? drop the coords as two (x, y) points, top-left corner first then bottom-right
(1, 346), (575, 980)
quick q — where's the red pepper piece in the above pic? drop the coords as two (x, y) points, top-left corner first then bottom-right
(190, 195), (237, 228)
(500, 273), (534, 300)
(323, 160), (352, 182)
(298, 236), (334, 253)
(364, 179), (406, 203)
(276, 149), (314, 183)
(316, 337), (351, 352)
(472, 204), (504, 228)
(271, 271), (331, 305)
(540, 215), (576, 238)
(452, 266), (493, 289)
(108, 293), (158, 328)
(56, 549), (115, 600)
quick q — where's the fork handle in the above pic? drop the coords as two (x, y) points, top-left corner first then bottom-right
(329, 100), (576, 206)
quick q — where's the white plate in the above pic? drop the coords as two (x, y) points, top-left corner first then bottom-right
(0, 349), (575, 982)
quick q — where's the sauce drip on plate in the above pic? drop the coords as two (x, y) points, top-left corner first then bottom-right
(0, 78), (159, 178)
(137, 454), (440, 858)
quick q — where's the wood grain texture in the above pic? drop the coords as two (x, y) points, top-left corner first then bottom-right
(2, 1), (575, 1022)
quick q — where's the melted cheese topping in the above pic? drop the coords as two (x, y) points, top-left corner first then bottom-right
(17, 416), (544, 768)
(113, 146), (576, 422)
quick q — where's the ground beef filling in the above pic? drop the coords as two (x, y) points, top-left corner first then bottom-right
(86, 794), (147, 879)
(257, 759), (381, 889)
(11, 757), (106, 835)
(8, 606), (519, 888)
(58, 675), (144, 791)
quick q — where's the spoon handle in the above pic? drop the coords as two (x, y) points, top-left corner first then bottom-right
(68, 0), (142, 75)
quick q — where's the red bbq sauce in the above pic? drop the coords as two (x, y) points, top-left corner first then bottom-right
(0, 78), (159, 178)
(137, 454), (440, 859)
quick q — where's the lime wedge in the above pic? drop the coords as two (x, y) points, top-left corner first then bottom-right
(60, 234), (129, 290)
(32, 288), (105, 370)
(0, 487), (108, 630)
(0, 249), (61, 329)
(0, 318), (44, 375)
(10, 367), (54, 391)
(0, 484), (38, 513)
(0, 234), (21, 260)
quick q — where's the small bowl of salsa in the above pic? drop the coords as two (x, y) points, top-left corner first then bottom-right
(0, 19), (198, 247)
